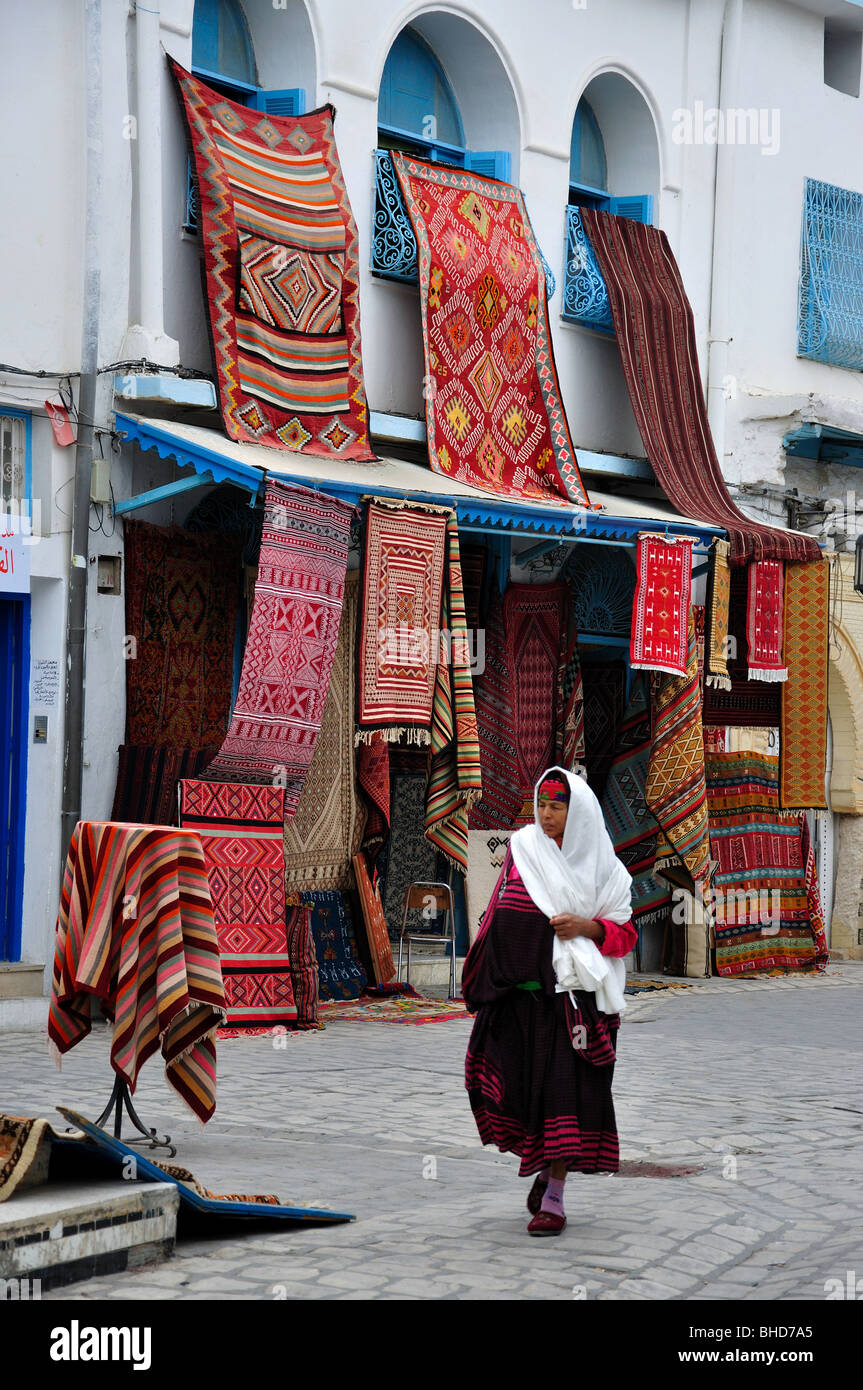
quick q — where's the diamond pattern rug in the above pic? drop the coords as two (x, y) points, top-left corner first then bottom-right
(780, 559), (829, 810)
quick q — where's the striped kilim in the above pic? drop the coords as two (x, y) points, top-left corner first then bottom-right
(469, 583), (521, 830)
(580, 209), (820, 566)
(505, 582), (566, 823)
(179, 781), (298, 1032)
(706, 752), (829, 976)
(203, 483), (353, 806)
(601, 675), (670, 932)
(283, 572), (365, 888)
(705, 539), (731, 689)
(630, 533), (693, 677)
(357, 502), (450, 742)
(646, 613), (711, 884)
(391, 153), (591, 507)
(780, 559), (830, 810)
(425, 516), (482, 871)
(49, 822), (226, 1123)
(170, 62), (373, 459)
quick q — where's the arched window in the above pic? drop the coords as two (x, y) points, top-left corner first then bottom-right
(379, 29), (464, 159)
(192, 0), (257, 99)
(569, 100), (608, 206)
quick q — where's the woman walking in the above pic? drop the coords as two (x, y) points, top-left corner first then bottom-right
(463, 767), (637, 1235)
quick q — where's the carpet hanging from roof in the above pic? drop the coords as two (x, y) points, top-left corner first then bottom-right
(425, 515), (483, 872)
(391, 153), (590, 507)
(630, 533), (693, 677)
(179, 780), (298, 1033)
(746, 560), (787, 682)
(357, 501), (450, 744)
(469, 582), (522, 830)
(601, 674), (671, 934)
(706, 752), (829, 976)
(283, 572), (366, 888)
(579, 209), (820, 567)
(123, 521), (242, 748)
(646, 612), (711, 885)
(170, 61), (374, 459)
(202, 483), (353, 807)
(555, 570), (587, 775)
(705, 539), (732, 690)
(504, 582), (566, 823)
(703, 568), (781, 727)
(780, 558), (830, 810)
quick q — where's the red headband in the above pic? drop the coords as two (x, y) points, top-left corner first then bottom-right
(538, 777), (569, 804)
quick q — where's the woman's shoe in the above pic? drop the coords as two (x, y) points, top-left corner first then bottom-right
(527, 1209), (566, 1237)
(527, 1175), (548, 1215)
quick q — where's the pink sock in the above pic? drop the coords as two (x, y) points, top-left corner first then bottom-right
(541, 1177), (565, 1215)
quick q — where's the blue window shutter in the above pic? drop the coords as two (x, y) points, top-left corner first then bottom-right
(249, 88), (306, 116)
(609, 194), (653, 224)
(465, 150), (511, 183)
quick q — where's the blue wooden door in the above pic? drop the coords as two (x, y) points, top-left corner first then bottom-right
(0, 597), (29, 961)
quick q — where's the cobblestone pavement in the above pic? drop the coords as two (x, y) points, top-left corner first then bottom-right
(3, 964), (863, 1301)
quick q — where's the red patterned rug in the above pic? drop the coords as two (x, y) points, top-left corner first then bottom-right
(357, 733), (390, 859)
(580, 210), (820, 567)
(746, 560), (787, 681)
(357, 501), (449, 742)
(391, 154), (590, 507)
(170, 62), (373, 459)
(123, 521), (241, 747)
(703, 568), (781, 727)
(203, 483), (353, 809)
(179, 780), (298, 1031)
(504, 583), (565, 822)
(781, 559), (830, 810)
(110, 745), (218, 827)
(630, 534), (692, 677)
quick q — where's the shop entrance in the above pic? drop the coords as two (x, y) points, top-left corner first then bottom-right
(0, 596), (29, 961)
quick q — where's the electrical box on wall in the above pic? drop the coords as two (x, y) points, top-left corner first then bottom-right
(90, 456), (111, 503)
(96, 555), (122, 595)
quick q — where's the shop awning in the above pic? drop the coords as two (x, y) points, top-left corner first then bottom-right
(113, 412), (725, 548)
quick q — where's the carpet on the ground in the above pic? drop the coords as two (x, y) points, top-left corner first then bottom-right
(318, 992), (468, 1024)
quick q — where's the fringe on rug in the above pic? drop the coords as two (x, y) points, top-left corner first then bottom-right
(748, 667), (788, 682)
(362, 495), (453, 517)
(705, 674), (732, 690)
(355, 726), (430, 747)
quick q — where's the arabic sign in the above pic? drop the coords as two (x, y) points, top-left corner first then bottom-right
(0, 519), (31, 594)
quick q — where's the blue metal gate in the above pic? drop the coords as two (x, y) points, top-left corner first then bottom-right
(0, 596), (29, 961)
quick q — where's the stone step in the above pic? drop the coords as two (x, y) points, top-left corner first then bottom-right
(0, 996), (50, 1032)
(0, 1181), (178, 1293)
(0, 963), (45, 999)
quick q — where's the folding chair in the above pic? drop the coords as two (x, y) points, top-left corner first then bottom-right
(397, 881), (457, 1000)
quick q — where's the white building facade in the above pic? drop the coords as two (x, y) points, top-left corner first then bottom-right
(3, 0), (863, 1019)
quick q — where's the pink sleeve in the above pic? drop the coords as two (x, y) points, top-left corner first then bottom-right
(596, 918), (638, 958)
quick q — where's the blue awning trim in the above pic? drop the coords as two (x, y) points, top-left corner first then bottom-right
(114, 412), (723, 545)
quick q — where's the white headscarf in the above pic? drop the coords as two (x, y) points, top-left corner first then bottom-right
(509, 766), (633, 1013)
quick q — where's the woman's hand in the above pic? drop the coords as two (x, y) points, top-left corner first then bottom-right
(549, 914), (601, 941)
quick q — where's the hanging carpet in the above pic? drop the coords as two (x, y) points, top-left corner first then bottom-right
(630, 533), (693, 677)
(460, 541), (488, 634)
(706, 752), (829, 976)
(357, 733), (391, 860)
(49, 821), (226, 1124)
(555, 595), (587, 774)
(705, 539), (732, 690)
(123, 521), (241, 748)
(283, 572), (365, 888)
(746, 560), (787, 681)
(203, 482), (353, 807)
(110, 745), (217, 827)
(646, 613), (711, 885)
(580, 659), (627, 803)
(179, 780), (298, 1033)
(780, 559), (830, 810)
(382, 772), (440, 943)
(425, 516), (482, 871)
(391, 153), (590, 508)
(601, 674), (671, 934)
(304, 890), (367, 1001)
(579, 209), (820, 567)
(170, 62), (374, 459)
(702, 567), (781, 727)
(357, 501), (450, 743)
(284, 892), (319, 1029)
(469, 582), (521, 830)
(504, 582), (566, 822)
(465, 829), (512, 946)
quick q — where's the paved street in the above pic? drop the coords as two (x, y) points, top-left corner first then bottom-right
(3, 964), (863, 1302)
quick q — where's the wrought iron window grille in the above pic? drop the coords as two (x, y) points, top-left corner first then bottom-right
(798, 177), (863, 371)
